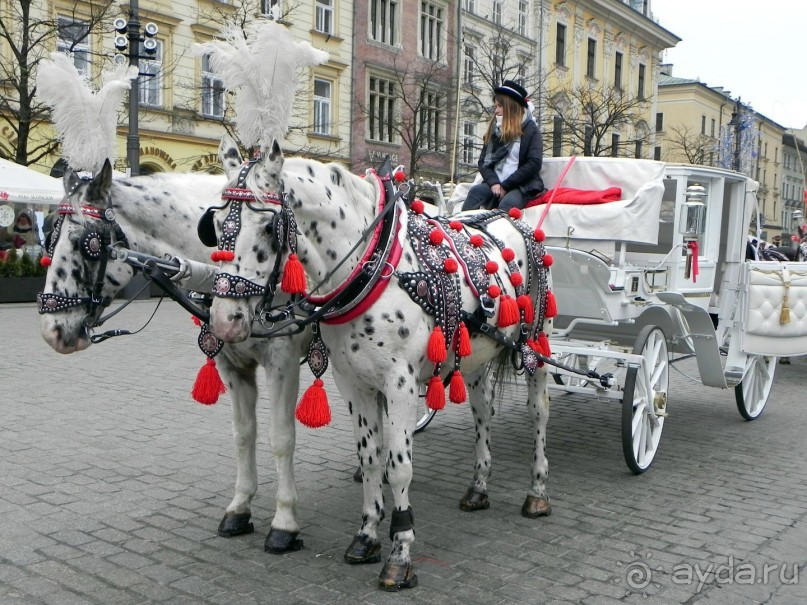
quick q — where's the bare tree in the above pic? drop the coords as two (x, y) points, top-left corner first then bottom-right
(664, 124), (714, 165)
(354, 55), (454, 182)
(0, 0), (115, 166)
(543, 82), (652, 157)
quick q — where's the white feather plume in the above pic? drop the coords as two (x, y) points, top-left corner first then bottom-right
(195, 20), (329, 149)
(36, 53), (137, 172)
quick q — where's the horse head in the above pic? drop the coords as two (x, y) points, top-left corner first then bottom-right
(38, 160), (136, 353)
(206, 137), (290, 342)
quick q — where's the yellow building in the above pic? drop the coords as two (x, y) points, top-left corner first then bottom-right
(657, 69), (787, 237)
(538, 0), (679, 158)
(4, 0), (352, 175)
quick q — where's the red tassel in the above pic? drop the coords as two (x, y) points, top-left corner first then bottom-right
(427, 326), (447, 363)
(469, 234), (484, 247)
(545, 290), (558, 318)
(485, 260), (499, 274)
(210, 250), (220, 262)
(508, 208), (523, 220)
(426, 375), (446, 410)
(191, 315), (202, 326)
(502, 248), (515, 262)
(517, 294), (534, 324)
(535, 332), (551, 357)
(510, 272), (523, 287)
(220, 250), (235, 262)
(488, 284), (501, 298)
(449, 220), (463, 231)
(41, 256), (52, 267)
(429, 229), (444, 245)
(498, 295), (520, 327)
(444, 258), (458, 273)
(543, 253), (554, 267)
(449, 370), (466, 403)
(295, 378), (331, 428)
(411, 200), (425, 214)
(192, 358), (227, 405)
(457, 322), (472, 357)
(533, 228), (545, 242)
(281, 253), (307, 294)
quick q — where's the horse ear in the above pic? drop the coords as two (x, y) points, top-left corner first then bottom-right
(218, 136), (243, 180)
(266, 139), (283, 163)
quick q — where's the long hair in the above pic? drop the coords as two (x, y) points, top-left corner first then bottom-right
(483, 94), (524, 144)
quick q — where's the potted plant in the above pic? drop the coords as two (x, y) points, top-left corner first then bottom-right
(0, 248), (48, 303)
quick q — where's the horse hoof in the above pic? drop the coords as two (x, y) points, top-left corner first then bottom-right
(353, 466), (363, 482)
(379, 561), (418, 591)
(344, 534), (382, 564)
(217, 512), (254, 537)
(521, 495), (551, 518)
(264, 528), (304, 554)
(459, 487), (490, 512)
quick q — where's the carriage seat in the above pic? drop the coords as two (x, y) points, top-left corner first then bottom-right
(522, 157), (666, 249)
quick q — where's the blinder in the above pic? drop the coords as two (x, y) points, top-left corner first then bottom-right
(197, 207), (218, 247)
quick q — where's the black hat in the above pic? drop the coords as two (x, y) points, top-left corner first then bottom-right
(493, 80), (529, 108)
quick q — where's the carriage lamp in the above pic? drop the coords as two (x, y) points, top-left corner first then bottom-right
(679, 183), (707, 238)
(679, 183), (707, 282)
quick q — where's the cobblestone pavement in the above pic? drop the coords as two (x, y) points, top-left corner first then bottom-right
(2, 300), (806, 604)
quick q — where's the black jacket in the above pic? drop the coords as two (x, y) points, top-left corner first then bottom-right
(477, 119), (545, 196)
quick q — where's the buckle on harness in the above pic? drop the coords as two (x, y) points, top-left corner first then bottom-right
(479, 295), (495, 318)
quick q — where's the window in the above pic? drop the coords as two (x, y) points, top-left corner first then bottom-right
(263, 0), (282, 19)
(711, 118), (716, 137)
(463, 0), (475, 11)
(552, 116), (563, 157)
(655, 112), (663, 132)
(586, 38), (596, 78)
(492, 0), (502, 25)
(313, 78), (332, 135)
(634, 140), (643, 159)
(462, 122), (476, 164)
(368, 76), (396, 143)
(418, 88), (443, 151)
(555, 24), (566, 66)
(315, 0), (334, 34)
(701, 115), (706, 135)
(611, 134), (620, 157)
(57, 17), (90, 77)
(370, 0), (398, 45)
(463, 45), (475, 84)
(420, 2), (444, 61)
(201, 54), (225, 118)
(139, 39), (163, 108)
(654, 145), (661, 161)
(518, 1), (528, 36)
(614, 52), (623, 90)
(583, 125), (593, 155)
(637, 63), (645, 100)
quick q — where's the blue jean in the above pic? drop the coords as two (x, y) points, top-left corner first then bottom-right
(463, 183), (527, 212)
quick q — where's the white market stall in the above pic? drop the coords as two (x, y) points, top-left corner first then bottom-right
(0, 158), (64, 249)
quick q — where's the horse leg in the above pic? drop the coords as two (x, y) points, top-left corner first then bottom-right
(263, 346), (303, 553)
(377, 380), (418, 591)
(460, 368), (495, 512)
(335, 375), (386, 566)
(216, 355), (259, 537)
(521, 368), (552, 518)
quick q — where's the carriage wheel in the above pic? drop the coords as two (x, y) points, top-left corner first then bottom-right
(621, 326), (669, 474)
(415, 382), (437, 433)
(734, 354), (776, 420)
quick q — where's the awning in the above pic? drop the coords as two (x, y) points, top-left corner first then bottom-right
(0, 158), (64, 205)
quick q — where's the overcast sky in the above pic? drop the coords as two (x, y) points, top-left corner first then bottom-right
(651, 0), (807, 130)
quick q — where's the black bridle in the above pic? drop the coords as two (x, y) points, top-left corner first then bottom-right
(37, 188), (132, 329)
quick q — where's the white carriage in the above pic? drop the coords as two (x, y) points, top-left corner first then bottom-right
(529, 157), (807, 473)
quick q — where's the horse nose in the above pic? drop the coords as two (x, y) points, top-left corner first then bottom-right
(229, 310), (246, 323)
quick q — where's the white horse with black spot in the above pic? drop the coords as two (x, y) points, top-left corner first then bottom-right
(204, 138), (556, 590)
(38, 156), (314, 554)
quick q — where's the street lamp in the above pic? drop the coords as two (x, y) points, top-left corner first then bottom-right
(113, 3), (158, 176)
(727, 99), (742, 173)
